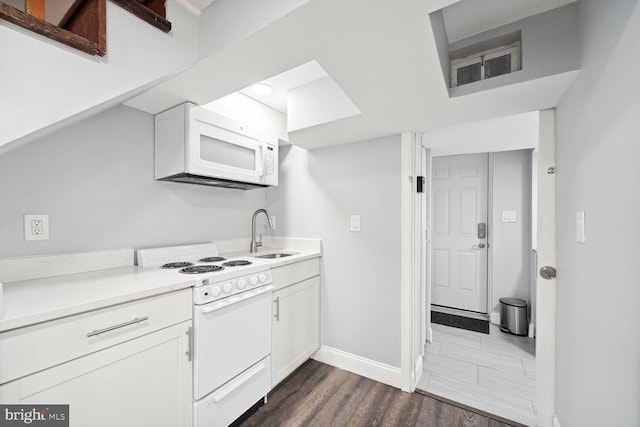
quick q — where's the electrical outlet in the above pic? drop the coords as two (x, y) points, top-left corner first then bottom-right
(24, 214), (49, 241)
(270, 215), (276, 229)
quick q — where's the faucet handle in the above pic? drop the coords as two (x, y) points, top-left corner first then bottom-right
(256, 234), (263, 248)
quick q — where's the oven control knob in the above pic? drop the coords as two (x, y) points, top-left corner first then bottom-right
(249, 276), (258, 286)
(222, 282), (232, 293)
(237, 279), (247, 289)
(258, 273), (267, 283)
(210, 285), (221, 297)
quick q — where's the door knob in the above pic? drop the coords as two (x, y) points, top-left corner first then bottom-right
(471, 243), (486, 249)
(539, 266), (557, 280)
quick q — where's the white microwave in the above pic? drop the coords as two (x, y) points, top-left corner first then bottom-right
(155, 103), (278, 190)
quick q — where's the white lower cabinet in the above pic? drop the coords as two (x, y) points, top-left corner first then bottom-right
(271, 275), (320, 387)
(0, 291), (193, 427)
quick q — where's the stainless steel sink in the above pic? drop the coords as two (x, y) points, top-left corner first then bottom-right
(253, 252), (299, 259)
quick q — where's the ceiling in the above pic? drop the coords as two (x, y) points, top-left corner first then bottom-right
(126, 0), (580, 150)
(442, 0), (579, 43)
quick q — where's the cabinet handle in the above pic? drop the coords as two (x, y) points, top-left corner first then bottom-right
(185, 326), (193, 362)
(274, 296), (280, 321)
(87, 316), (149, 337)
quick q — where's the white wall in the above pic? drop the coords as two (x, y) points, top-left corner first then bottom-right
(422, 111), (538, 157)
(0, 0), (198, 149)
(0, 105), (267, 259)
(266, 137), (402, 368)
(202, 92), (289, 143)
(554, 0), (640, 425)
(490, 150), (532, 317)
(197, 0), (310, 60)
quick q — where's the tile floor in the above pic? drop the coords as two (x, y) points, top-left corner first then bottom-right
(416, 322), (536, 426)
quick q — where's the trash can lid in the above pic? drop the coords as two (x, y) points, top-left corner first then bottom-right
(499, 297), (527, 307)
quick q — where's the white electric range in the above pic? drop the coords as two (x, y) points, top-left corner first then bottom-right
(137, 242), (272, 427)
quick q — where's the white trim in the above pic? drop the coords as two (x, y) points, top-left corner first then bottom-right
(400, 132), (417, 392)
(312, 346), (402, 389)
(421, 138), (433, 348)
(487, 153), (494, 315)
(490, 310), (501, 325)
(552, 414), (561, 427)
(413, 354), (424, 387)
(536, 108), (557, 427)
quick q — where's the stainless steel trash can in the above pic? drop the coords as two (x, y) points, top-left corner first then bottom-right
(499, 298), (528, 336)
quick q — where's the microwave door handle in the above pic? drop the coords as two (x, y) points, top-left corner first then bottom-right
(256, 144), (265, 176)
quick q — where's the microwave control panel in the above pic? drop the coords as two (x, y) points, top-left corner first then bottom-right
(265, 145), (277, 177)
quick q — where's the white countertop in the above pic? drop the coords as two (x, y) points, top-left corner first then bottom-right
(0, 266), (194, 333)
(0, 238), (322, 333)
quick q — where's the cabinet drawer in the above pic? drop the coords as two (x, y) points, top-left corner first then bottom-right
(0, 289), (192, 385)
(271, 258), (320, 291)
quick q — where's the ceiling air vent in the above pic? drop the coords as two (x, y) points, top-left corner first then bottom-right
(450, 38), (521, 88)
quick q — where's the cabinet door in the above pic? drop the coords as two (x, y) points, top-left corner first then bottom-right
(271, 276), (320, 387)
(0, 321), (192, 427)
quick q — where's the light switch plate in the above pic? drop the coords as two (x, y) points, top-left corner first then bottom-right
(576, 211), (585, 243)
(501, 210), (517, 223)
(350, 215), (361, 232)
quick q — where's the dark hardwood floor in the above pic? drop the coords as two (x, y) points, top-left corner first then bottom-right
(239, 360), (519, 427)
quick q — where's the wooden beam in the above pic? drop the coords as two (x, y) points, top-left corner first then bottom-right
(25, 0), (45, 20)
(110, 0), (171, 33)
(0, 4), (102, 56)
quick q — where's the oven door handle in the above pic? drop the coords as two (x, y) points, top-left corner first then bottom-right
(201, 285), (274, 314)
(211, 361), (267, 403)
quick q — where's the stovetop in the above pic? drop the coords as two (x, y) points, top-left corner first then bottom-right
(136, 242), (272, 304)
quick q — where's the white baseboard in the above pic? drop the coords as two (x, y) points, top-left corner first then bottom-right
(312, 345), (402, 389)
(490, 310), (500, 325)
(552, 414), (561, 427)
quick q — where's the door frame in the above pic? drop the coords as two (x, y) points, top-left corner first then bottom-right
(421, 141), (432, 345)
(401, 110), (557, 426)
(535, 109), (556, 426)
(400, 132), (423, 392)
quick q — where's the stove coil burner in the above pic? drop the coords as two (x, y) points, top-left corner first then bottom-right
(161, 262), (194, 269)
(199, 257), (226, 263)
(180, 265), (225, 274)
(222, 260), (252, 267)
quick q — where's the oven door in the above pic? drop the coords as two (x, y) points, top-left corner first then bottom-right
(193, 286), (272, 400)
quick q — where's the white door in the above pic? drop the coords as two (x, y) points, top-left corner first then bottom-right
(271, 277), (320, 387)
(431, 153), (489, 313)
(536, 109), (556, 426)
(193, 289), (272, 400)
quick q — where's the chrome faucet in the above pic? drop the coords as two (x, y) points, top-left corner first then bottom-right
(250, 209), (274, 253)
